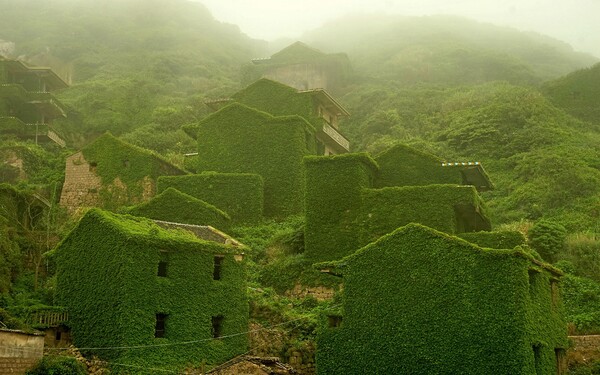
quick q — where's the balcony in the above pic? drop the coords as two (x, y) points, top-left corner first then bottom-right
(317, 120), (350, 153)
(0, 84), (67, 119)
(0, 117), (66, 147)
(27, 306), (68, 328)
(27, 91), (67, 119)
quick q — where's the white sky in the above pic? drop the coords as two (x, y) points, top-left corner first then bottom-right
(197, 0), (600, 58)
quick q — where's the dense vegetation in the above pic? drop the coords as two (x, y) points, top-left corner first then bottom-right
(0, 0), (599, 373)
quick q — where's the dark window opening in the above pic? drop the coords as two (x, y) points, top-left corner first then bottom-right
(158, 251), (169, 277)
(89, 161), (97, 172)
(55, 330), (62, 341)
(551, 280), (559, 307)
(155, 313), (167, 338)
(533, 344), (542, 375)
(212, 316), (224, 338)
(158, 261), (168, 277)
(213, 256), (224, 280)
(555, 348), (566, 375)
(328, 315), (343, 328)
(528, 269), (539, 287)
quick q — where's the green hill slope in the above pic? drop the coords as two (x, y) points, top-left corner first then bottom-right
(303, 14), (598, 85)
(0, 0), (265, 146)
(543, 63), (600, 125)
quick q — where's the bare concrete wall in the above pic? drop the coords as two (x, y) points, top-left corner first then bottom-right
(0, 329), (44, 375)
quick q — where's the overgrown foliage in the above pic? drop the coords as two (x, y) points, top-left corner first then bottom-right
(26, 356), (87, 375)
(126, 187), (231, 230)
(193, 103), (315, 218)
(55, 209), (248, 371)
(528, 219), (568, 263)
(316, 224), (566, 374)
(158, 172), (264, 224)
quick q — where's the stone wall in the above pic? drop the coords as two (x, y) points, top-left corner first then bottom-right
(568, 335), (600, 367)
(59, 152), (102, 211)
(0, 329), (44, 375)
(286, 283), (336, 301)
(264, 64), (329, 92)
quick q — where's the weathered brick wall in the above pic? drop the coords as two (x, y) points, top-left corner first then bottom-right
(0, 329), (44, 375)
(59, 152), (102, 211)
(0, 358), (39, 375)
(568, 335), (600, 366)
(286, 283), (336, 301)
(264, 64), (329, 92)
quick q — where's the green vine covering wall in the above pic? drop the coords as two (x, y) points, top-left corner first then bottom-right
(55, 209), (248, 372)
(316, 224), (567, 374)
(158, 172), (264, 224)
(373, 144), (461, 188)
(231, 79), (315, 120)
(126, 187), (231, 230)
(304, 153), (379, 262)
(194, 103), (315, 218)
(357, 184), (491, 245)
(81, 132), (185, 207)
(458, 230), (526, 249)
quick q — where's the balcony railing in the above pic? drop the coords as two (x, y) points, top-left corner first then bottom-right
(28, 307), (68, 328)
(0, 117), (66, 147)
(321, 121), (350, 152)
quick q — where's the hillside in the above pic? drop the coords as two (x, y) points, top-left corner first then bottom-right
(0, 0), (266, 148)
(302, 14), (598, 85)
(1, 4), (600, 373)
(543, 63), (600, 125)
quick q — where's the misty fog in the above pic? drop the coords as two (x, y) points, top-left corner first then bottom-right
(197, 0), (600, 58)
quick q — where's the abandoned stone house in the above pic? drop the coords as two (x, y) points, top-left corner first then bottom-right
(316, 224), (567, 374)
(242, 41), (351, 94)
(59, 132), (185, 212)
(203, 78), (350, 156)
(303, 144), (495, 262)
(54, 208), (248, 371)
(0, 58), (68, 148)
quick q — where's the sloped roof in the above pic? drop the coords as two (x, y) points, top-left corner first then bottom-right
(80, 132), (186, 175)
(61, 208), (242, 253)
(127, 187), (231, 226)
(317, 223), (561, 277)
(270, 41), (326, 61)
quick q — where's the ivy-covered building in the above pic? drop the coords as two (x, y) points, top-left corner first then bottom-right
(55, 209), (248, 371)
(241, 41), (351, 94)
(0, 58), (68, 147)
(59, 133), (185, 212)
(316, 224), (567, 374)
(203, 78), (350, 155)
(185, 78), (352, 219)
(126, 187), (231, 231)
(304, 147), (494, 262)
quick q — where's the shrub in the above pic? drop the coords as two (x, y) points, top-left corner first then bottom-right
(26, 356), (87, 375)
(528, 219), (567, 263)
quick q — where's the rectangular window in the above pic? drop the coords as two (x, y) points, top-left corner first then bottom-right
(550, 279), (559, 307)
(158, 251), (169, 277)
(533, 344), (542, 375)
(212, 316), (224, 338)
(155, 313), (167, 338)
(555, 348), (565, 375)
(213, 255), (224, 280)
(328, 315), (343, 328)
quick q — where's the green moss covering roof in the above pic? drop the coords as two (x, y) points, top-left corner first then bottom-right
(62, 208), (239, 253)
(318, 223), (559, 276)
(126, 187), (231, 229)
(81, 132), (186, 186)
(304, 152), (379, 171)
